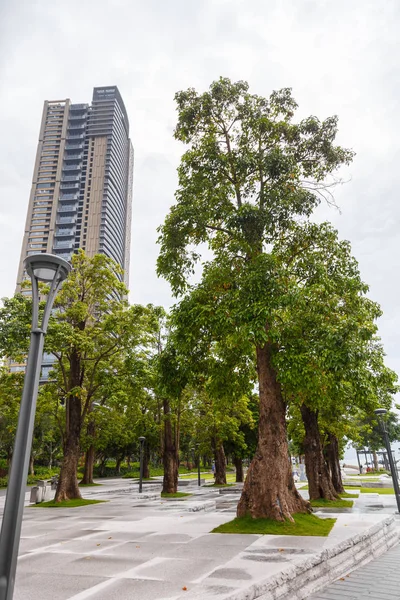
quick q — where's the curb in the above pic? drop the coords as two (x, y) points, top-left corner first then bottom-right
(219, 516), (399, 600)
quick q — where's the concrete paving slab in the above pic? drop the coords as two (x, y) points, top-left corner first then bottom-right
(14, 572), (107, 600)
(86, 577), (187, 600)
(1, 483), (397, 600)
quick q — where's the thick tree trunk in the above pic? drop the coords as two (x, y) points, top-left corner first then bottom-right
(55, 391), (82, 501)
(162, 398), (178, 493)
(326, 433), (345, 494)
(234, 455), (244, 483)
(301, 404), (338, 501)
(214, 442), (227, 485)
(238, 343), (310, 520)
(81, 445), (95, 484)
(143, 445), (150, 479)
(115, 456), (122, 474)
(372, 451), (379, 471)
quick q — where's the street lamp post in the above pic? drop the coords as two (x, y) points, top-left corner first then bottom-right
(0, 254), (71, 600)
(374, 408), (400, 513)
(138, 437), (146, 493)
(196, 444), (201, 486)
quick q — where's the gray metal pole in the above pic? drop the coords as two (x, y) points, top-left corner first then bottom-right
(0, 329), (44, 600)
(139, 441), (144, 493)
(197, 453), (201, 487)
(382, 429), (400, 513)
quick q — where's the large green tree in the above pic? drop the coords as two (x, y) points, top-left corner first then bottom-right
(157, 77), (354, 520)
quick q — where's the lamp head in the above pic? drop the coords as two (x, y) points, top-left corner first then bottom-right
(139, 436), (146, 443)
(374, 408), (388, 417)
(24, 253), (71, 283)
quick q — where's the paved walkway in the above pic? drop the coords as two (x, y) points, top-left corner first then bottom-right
(1, 479), (399, 600)
(309, 542), (400, 599)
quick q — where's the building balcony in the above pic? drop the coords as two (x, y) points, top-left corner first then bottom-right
(58, 204), (77, 213)
(59, 192), (79, 201)
(54, 240), (74, 250)
(53, 252), (72, 261)
(70, 104), (89, 111)
(61, 175), (80, 182)
(60, 182), (80, 190)
(69, 113), (87, 119)
(55, 228), (75, 237)
(67, 134), (85, 140)
(68, 123), (85, 130)
(65, 143), (84, 150)
(62, 163), (82, 171)
(56, 216), (76, 225)
(64, 153), (83, 161)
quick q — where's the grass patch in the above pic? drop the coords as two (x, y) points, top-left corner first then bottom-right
(32, 499), (106, 508)
(340, 491), (359, 498)
(79, 482), (102, 487)
(311, 498), (353, 508)
(161, 492), (192, 499)
(204, 483), (235, 488)
(212, 513), (336, 536)
(359, 487), (395, 495)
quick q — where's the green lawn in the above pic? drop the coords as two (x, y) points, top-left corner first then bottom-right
(32, 499), (106, 508)
(179, 473), (214, 480)
(340, 491), (359, 498)
(79, 482), (102, 487)
(311, 498), (353, 508)
(358, 487), (395, 495)
(161, 492), (192, 499)
(204, 483), (235, 488)
(212, 513), (336, 536)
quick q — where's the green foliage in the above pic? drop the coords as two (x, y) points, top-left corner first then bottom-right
(212, 513), (336, 536)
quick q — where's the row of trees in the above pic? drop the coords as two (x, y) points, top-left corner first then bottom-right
(0, 78), (398, 521)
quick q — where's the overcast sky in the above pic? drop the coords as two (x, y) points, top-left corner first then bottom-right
(0, 0), (399, 393)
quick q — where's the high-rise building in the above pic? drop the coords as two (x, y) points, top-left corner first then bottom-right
(16, 86), (133, 292)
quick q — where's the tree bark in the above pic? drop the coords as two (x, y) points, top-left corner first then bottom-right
(162, 398), (178, 493)
(326, 433), (345, 494)
(233, 455), (244, 483)
(238, 343), (310, 520)
(115, 456), (123, 474)
(214, 442), (227, 485)
(29, 454), (35, 476)
(55, 383), (82, 501)
(300, 404), (338, 501)
(143, 445), (150, 479)
(81, 445), (95, 484)
(372, 451), (379, 471)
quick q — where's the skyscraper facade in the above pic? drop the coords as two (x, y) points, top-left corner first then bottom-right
(16, 86), (133, 291)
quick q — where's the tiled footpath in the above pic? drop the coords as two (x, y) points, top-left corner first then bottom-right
(308, 542), (400, 600)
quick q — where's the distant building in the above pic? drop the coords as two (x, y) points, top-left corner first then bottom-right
(11, 87), (133, 378)
(16, 86), (133, 291)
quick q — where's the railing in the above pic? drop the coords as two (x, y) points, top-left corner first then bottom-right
(58, 204), (77, 213)
(64, 153), (83, 160)
(61, 175), (80, 182)
(65, 143), (84, 150)
(56, 217), (76, 225)
(67, 134), (84, 140)
(54, 240), (74, 249)
(59, 193), (79, 201)
(60, 182), (79, 189)
(62, 164), (82, 171)
(55, 229), (75, 237)
(68, 123), (85, 130)
(70, 104), (88, 111)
